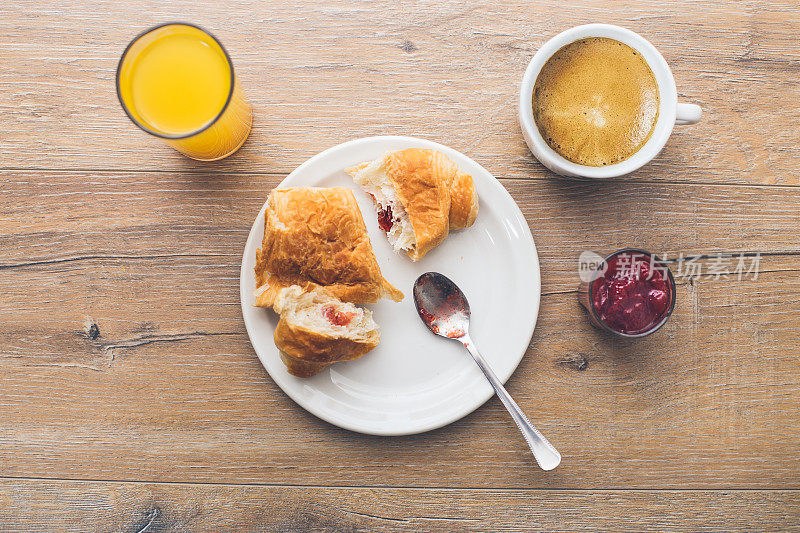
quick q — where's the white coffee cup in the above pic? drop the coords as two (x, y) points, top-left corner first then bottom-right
(518, 24), (702, 179)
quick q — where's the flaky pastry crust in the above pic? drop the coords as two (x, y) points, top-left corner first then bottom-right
(273, 286), (380, 378)
(254, 187), (403, 308)
(350, 148), (479, 261)
(275, 318), (380, 378)
(446, 168), (479, 230)
(384, 149), (451, 261)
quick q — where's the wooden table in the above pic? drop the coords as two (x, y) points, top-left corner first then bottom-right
(2, 1), (799, 531)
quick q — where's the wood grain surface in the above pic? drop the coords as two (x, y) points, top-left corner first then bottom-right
(1, 0), (799, 531)
(0, 480), (798, 533)
(2, 0), (800, 185)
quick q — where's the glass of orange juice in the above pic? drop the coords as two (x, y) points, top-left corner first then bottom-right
(116, 23), (252, 161)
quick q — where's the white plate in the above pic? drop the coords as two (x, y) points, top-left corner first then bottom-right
(239, 136), (540, 435)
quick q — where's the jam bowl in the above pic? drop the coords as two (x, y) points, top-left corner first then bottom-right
(578, 249), (676, 338)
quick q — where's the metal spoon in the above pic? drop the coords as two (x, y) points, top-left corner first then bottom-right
(413, 272), (561, 471)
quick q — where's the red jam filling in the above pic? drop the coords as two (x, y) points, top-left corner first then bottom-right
(591, 252), (673, 335)
(322, 305), (356, 327)
(377, 204), (394, 232)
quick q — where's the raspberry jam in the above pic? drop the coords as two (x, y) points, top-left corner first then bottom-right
(579, 250), (675, 337)
(377, 204), (394, 232)
(322, 305), (356, 327)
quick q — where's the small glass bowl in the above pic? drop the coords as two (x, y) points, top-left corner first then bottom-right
(578, 248), (676, 338)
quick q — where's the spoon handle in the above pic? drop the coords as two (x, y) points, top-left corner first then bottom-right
(461, 335), (561, 471)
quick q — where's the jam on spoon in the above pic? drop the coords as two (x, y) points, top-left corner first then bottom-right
(579, 249), (675, 337)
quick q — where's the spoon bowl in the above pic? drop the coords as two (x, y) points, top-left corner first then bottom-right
(413, 272), (471, 339)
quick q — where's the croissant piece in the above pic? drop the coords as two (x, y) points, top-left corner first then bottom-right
(273, 286), (380, 378)
(254, 187), (403, 308)
(347, 148), (478, 261)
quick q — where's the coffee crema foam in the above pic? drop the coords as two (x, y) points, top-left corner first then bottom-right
(533, 37), (659, 167)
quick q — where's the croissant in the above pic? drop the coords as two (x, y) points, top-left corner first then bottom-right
(254, 187), (403, 309)
(347, 148), (478, 261)
(273, 286), (379, 378)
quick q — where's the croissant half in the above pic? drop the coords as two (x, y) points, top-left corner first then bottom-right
(273, 286), (380, 378)
(347, 148), (478, 261)
(254, 187), (403, 309)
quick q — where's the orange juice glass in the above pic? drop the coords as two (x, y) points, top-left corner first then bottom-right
(116, 23), (252, 161)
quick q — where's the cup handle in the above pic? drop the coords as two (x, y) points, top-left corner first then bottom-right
(676, 102), (702, 125)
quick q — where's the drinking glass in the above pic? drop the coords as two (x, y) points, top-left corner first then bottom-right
(116, 22), (252, 161)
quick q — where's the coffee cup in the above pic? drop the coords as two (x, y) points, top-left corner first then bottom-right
(518, 24), (702, 179)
